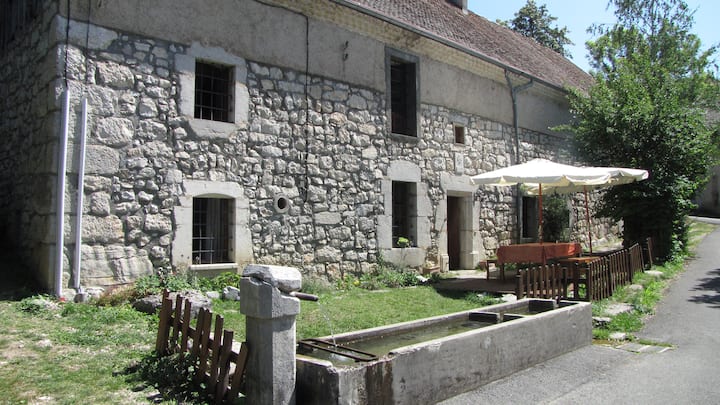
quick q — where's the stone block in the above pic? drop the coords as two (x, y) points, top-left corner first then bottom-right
(95, 117), (134, 146)
(645, 270), (663, 279)
(144, 214), (172, 234)
(242, 264), (302, 293)
(222, 286), (241, 301)
(315, 212), (341, 225)
(138, 97), (158, 117)
(85, 85), (115, 117)
(82, 215), (123, 243)
(133, 290), (212, 317)
(97, 61), (135, 89)
(315, 246), (341, 263)
(80, 244), (152, 286)
(85, 145), (120, 175)
(239, 276), (300, 319)
(89, 192), (111, 216)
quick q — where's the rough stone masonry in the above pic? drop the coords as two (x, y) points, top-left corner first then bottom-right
(0, 9), (618, 292)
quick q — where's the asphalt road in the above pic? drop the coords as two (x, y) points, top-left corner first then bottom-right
(441, 221), (720, 405)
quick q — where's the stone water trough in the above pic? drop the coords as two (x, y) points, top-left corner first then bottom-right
(296, 298), (591, 404)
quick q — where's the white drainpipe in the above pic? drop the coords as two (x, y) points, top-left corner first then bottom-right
(72, 97), (88, 294)
(55, 89), (70, 298)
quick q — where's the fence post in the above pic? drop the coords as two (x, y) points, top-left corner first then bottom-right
(208, 314), (224, 396)
(155, 289), (172, 354)
(586, 263), (594, 301)
(214, 329), (234, 402)
(179, 298), (192, 355)
(515, 271), (524, 299)
(228, 342), (249, 401)
(643, 237), (654, 269)
(195, 308), (212, 385)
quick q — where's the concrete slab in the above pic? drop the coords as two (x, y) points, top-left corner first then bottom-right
(617, 342), (673, 354)
(604, 303), (634, 316)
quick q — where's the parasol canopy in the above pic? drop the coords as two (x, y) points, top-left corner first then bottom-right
(472, 158), (649, 252)
(522, 166), (649, 196)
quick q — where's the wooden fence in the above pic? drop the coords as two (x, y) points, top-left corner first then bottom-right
(515, 263), (567, 300)
(155, 290), (249, 404)
(516, 242), (648, 301)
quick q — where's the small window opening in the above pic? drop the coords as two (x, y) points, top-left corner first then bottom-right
(454, 125), (466, 144)
(392, 181), (417, 247)
(522, 196), (539, 239)
(194, 61), (232, 122)
(390, 58), (417, 137)
(192, 198), (231, 264)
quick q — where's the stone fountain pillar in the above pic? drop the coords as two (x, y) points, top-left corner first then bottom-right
(240, 264), (302, 405)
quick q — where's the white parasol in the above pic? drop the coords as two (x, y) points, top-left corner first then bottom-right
(472, 158), (649, 253)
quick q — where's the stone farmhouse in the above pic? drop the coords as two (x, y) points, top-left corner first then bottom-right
(1, 0), (610, 297)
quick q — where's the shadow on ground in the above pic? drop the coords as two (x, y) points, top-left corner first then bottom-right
(688, 268), (720, 308)
(0, 254), (41, 301)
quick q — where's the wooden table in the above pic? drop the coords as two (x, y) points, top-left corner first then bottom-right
(493, 242), (583, 281)
(557, 256), (599, 266)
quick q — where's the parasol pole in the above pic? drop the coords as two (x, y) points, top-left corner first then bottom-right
(538, 183), (543, 244)
(584, 186), (593, 254)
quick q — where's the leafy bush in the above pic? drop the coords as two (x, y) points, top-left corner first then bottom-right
(358, 275), (384, 290)
(607, 312), (643, 333)
(396, 236), (412, 248)
(300, 276), (333, 295)
(133, 268), (197, 297)
(17, 295), (57, 316)
(131, 353), (205, 404)
(463, 292), (502, 306)
(195, 272), (243, 292)
(94, 286), (139, 306)
(334, 261), (421, 291)
(542, 195), (570, 242)
(380, 269), (420, 288)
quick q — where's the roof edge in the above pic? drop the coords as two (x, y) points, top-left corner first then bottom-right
(332, 0), (568, 94)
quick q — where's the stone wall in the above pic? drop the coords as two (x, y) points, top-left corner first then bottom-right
(1, 6), (620, 292)
(0, 1), (61, 288)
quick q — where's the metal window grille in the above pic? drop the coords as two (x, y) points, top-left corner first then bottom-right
(194, 61), (232, 122)
(392, 181), (417, 246)
(390, 59), (417, 136)
(454, 125), (465, 144)
(192, 198), (230, 264)
(522, 196), (539, 239)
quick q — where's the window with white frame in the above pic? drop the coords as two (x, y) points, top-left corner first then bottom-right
(194, 61), (233, 123)
(392, 181), (417, 247)
(172, 180), (253, 271)
(176, 43), (249, 138)
(192, 197), (231, 264)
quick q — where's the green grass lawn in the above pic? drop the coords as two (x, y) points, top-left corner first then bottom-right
(0, 299), (158, 404)
(213, 286), (489, 341)
(0, 285), (490, 404)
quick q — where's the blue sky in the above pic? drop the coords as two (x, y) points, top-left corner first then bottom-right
(467, 0), (719, 72)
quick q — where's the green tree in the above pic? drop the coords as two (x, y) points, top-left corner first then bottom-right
(565, 0), (719, 261)
(500, 0), (573, 57)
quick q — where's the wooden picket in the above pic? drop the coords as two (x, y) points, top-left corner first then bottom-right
(515, 263), (566, 299)
(155, 290), (248, 404)
(517, 241), (650, 301)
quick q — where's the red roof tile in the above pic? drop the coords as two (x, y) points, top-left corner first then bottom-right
(341, 0), (593, 91)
